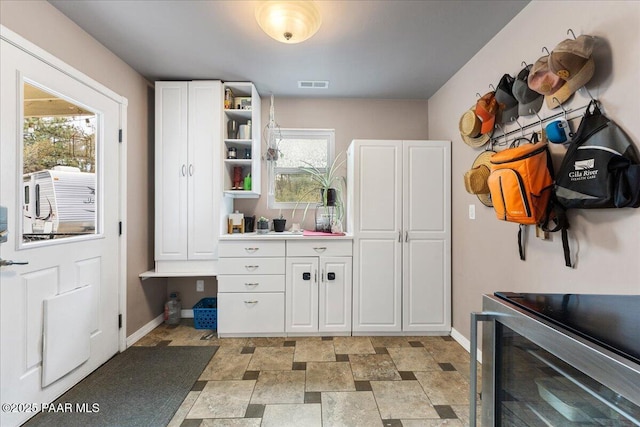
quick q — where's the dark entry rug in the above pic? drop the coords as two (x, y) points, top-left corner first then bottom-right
(24, 346), (217, 427)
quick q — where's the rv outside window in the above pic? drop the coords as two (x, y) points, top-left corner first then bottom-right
(24, 185), (29, 205)
(35, 184), (40, 217)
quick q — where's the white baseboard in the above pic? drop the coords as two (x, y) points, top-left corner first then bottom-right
(126, 313), (164, 347)
(451, 327), (482, 363)
(181, 309), (194, 318)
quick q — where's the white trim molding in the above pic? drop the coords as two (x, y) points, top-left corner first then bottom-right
(126, 314), (164, 347)
(451, 327), (482, 363)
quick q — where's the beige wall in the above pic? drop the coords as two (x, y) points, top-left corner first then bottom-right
(427, 1), (640, 343)
(0, 0), (165, 336)
(234, 97), (429, 228)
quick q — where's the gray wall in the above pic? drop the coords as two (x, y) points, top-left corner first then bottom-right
(427, 0), (640, 343)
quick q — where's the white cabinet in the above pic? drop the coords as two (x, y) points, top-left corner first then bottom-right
(348, 140), (451, 334)
(217, 240), (285, 336)
(154, 81), (222, 273)
(222, 82), (261, 198)
(286, 241), (352, 335)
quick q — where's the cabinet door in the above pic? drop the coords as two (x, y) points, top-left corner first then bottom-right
(187, 81), (221, 259)
(319, 257), (352, 333)
(286, 257), (318, 333)
(155, 81), (188, 260)
(402, 141), (451, 332)
(351, 141), (402, 332)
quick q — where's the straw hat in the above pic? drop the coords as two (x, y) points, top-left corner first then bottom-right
(459, 108), (490, 148)
(464, 150), (495, 207)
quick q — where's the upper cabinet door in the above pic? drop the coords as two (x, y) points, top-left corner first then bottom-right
(187, 81), (221, 259)
(353, 140), (402, 237)
(155, 81), (189, 260)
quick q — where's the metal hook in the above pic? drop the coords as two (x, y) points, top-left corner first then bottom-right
(580, 86), (595, 101)
(534, 110), (544, 131)
(515, 119), (524, 137)
(567, 29), (577, 40)
(476, 92), (482, 98)
(521, 61), (528, 68)
(489, 84), (496, 92)
(553, 97), (568, 118)
(542, 46), (550, 55)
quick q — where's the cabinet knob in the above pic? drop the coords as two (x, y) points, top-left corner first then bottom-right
(302, 272), (311, 281)
(245, 282), (259, 287)
(244, 300), (258, 304)
(313, 247), (327, 253)
(327, 272), (336, 281)
(245, 247), (259, 253)
(245, 265), (259, 271)
(181, 164), (187, 176)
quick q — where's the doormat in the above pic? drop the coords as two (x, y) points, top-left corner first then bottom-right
(24, 345), (217, 427)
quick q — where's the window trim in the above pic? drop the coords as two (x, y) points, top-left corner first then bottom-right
(268, 128), (335, 210)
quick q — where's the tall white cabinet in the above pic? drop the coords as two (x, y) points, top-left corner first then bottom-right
(154, 81), (223, 273)
(347, 140), (451, 334)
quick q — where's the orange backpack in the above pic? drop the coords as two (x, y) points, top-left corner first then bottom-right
(487, 136), (554, 259)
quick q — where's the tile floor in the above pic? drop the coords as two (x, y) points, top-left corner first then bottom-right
(133, 320), (481, 427)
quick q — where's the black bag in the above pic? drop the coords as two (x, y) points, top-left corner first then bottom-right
(543, 100), (640, 267)
(555, 100), (640, 208)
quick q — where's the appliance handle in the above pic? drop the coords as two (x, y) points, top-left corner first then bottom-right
(469, 311), (501, 427)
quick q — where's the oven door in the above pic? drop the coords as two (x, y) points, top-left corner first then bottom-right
(473, 295), (640, 426)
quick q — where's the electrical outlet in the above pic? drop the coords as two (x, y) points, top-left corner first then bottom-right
(196, 280), (204, 292)
(468, 204), (476, 220)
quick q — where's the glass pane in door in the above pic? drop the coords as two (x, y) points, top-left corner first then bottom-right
(22, 82), (98, 243)
(497, 324), (640, 426)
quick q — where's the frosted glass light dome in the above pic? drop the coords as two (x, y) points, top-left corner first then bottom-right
(255, 1), (322, 44)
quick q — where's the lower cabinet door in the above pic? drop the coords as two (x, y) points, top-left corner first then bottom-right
(319, 257), (352, 333)
(217, 292), (284, 335)
(286, 257), (318, 334)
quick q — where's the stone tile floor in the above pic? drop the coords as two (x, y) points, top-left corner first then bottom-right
(133, 320), (481, 426)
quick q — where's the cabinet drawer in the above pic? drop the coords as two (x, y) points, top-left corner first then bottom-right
(218, 257), (285, 275)
(217, 292), (284, 334)
(287, 240), (353, 257)
(219, 240), (285, 258)
(218, 275), (285, 293)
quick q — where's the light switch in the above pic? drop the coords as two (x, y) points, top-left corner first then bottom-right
(196, 280), (204, 292)
(468, 204), (476, 220)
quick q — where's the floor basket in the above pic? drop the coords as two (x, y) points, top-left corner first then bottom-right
(193, 297), (217, 330)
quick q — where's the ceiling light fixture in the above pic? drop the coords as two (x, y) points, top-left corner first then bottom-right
(255, 1), (322, 44)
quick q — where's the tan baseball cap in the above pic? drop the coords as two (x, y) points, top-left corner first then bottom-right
(527, 55), (564, 96)
(547, 35), (596, 108)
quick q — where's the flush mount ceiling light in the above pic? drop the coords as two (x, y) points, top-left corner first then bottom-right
(255, 1), (322, 44)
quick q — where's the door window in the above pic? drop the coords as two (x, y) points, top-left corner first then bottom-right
(22, 82), (99, 243)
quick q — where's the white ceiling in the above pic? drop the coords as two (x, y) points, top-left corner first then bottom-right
(49, 0), (529, 99)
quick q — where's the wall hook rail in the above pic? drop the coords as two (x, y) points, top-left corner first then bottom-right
(567, 29), (577, 40)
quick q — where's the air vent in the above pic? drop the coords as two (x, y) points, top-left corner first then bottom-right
(298, 80), (329, 89)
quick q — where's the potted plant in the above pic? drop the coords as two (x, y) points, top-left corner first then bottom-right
(299, 152), (346, 233)
(256, 216), (269, 234)
(272, 211), (286, 232)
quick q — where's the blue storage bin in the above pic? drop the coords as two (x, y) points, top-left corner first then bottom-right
(193, 297), (217, 330)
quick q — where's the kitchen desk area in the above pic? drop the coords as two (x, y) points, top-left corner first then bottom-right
(217, 232), (353, 337)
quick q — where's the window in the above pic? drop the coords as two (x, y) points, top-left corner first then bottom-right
(268, 129), (335, 209)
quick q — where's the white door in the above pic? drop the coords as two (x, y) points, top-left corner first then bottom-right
(1, 38), (122, 426)
(402, 141), (451, 332)
(352, 140), (402, 332)
(286, 257), (318, 333)
(318, 257), (352, 333)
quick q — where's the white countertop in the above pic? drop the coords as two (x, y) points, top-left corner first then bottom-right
(219, 231), (353, 240)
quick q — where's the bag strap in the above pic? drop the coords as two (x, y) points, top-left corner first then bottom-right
(518, 224), (526, 261)
(541, 195), (572, 267)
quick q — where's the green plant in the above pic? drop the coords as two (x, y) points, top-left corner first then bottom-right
(299, 152), (346, 221)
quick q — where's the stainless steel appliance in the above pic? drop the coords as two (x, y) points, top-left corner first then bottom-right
(471, 293), (640, 426)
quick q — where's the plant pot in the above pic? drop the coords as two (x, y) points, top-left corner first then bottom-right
(273, 218), (286, 232)
(256, 220), (269, 234)
(321, 188), (337, 206)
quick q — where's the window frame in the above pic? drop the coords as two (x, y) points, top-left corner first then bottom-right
(268, 128), (335, 210)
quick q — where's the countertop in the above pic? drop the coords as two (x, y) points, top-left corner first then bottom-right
(219, 231), (353, 240)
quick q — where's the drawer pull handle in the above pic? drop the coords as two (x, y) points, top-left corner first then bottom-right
(313, 247), (327, 253)
(245, 265), (259, 271)
(245, 282), (259, 286)
(244, 300), (258, 304)
(245, 247), (259, 253)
